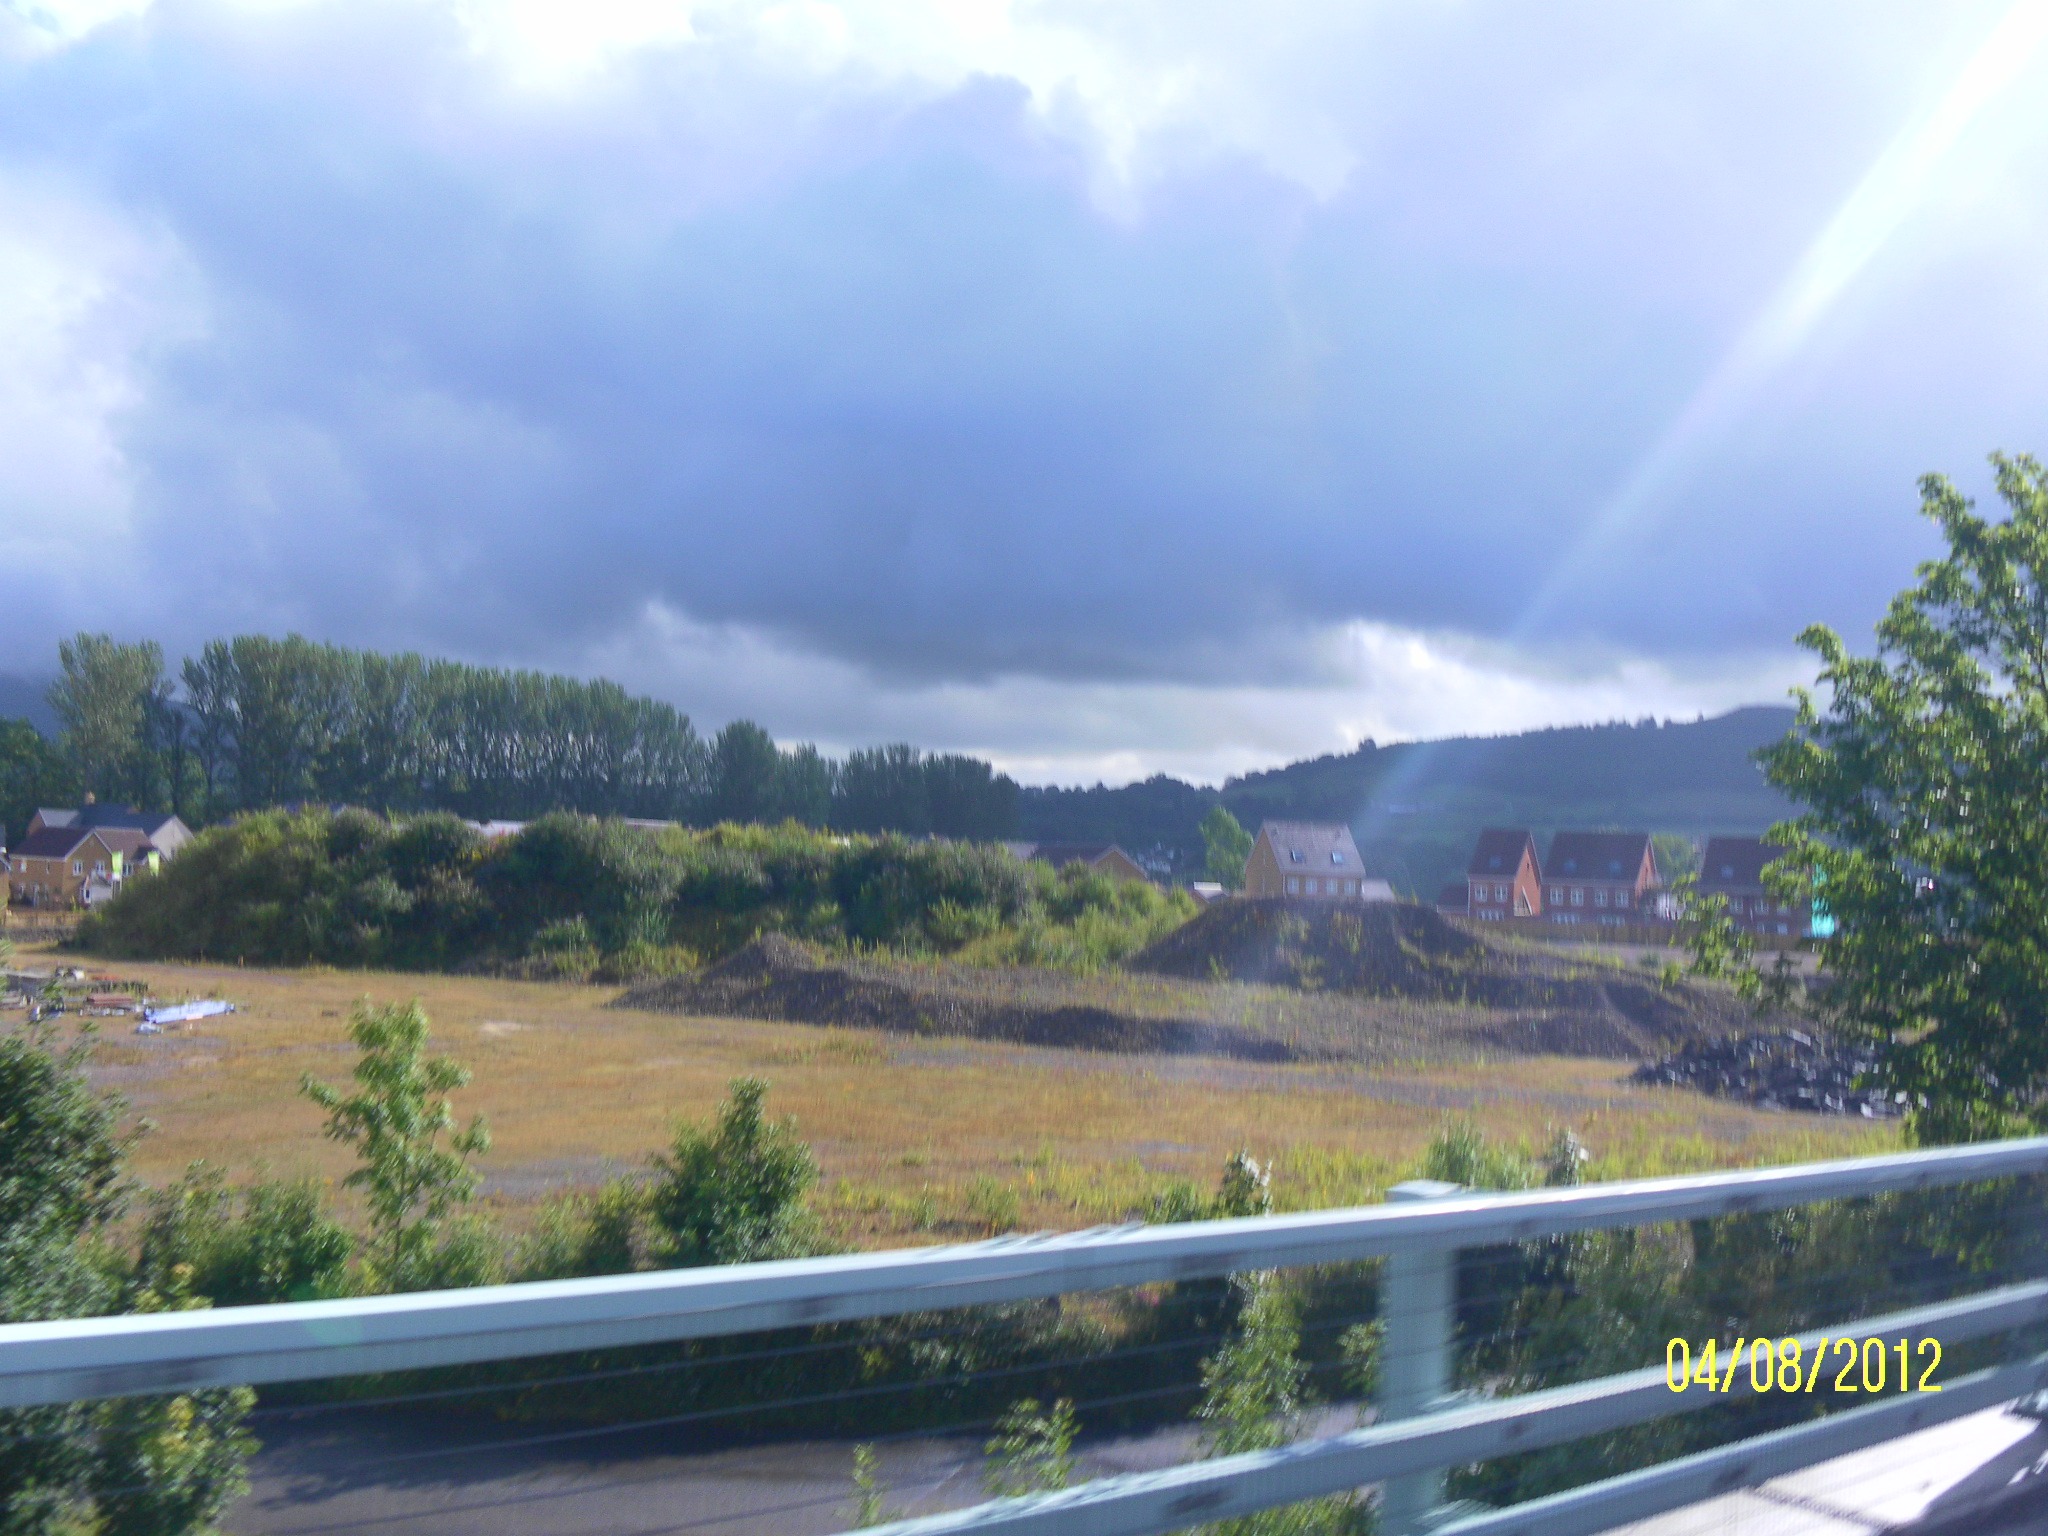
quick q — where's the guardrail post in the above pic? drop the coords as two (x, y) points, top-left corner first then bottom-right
(1379, 1179), (1461, 1535)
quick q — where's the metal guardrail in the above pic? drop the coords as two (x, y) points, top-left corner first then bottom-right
(2, 1135), (2045, 1534)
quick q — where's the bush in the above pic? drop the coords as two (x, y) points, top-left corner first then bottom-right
(0, 1024), (252, 1536)
(513, 1179), (648, 1281)
(137, 1165), (353, 1307)
(646, 1078), (819, 1266)
(82, 811), (1169, 976)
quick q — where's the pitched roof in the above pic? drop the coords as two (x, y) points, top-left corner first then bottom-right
(76, 806), (179, 835)
(1467, 828), (1537, 878)
(1544, 830), (1653, 882)
(1256, 820), (1365, 871)
(32, 808), (79, 830)
(11, 825), (158, 861)
(13, 825), (95, 859)
(88, 827), (158, 859)
(1698, 836), (1783, 891)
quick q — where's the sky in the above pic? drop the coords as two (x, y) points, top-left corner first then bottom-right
(3, 0), (2047, 785)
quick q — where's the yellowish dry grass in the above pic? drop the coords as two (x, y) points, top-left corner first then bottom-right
(20, 942), (1899, 1249)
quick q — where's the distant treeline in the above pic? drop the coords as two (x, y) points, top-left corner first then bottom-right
(2, 633), (1018, 839)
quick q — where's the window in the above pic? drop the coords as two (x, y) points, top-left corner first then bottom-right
(1571, 887), (1584, 906)
(1615, 890), (1629, 909)
(1305, 878), (1319, 894)
(1331, 851), (1345, 865)
(1549, 887), (1563, 905)
(71, 862), (82, 877)
(1493, 883), (1508, 902)
(1286, 877), (1299, 894)
(1594, 888), (1608, 907)
(1289, 849), (1305, 863)
(1344, 880), (1356, 895)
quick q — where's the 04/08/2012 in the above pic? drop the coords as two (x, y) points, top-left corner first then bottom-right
(1666, 1336), (1942, 1394)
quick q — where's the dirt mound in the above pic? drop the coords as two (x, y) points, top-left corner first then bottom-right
(618, 936), (1299, 1062)
(1633, 1030), (1901, 1117)
(1131, 899), (1754, 1050)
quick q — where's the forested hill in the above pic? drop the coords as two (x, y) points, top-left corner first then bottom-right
(1018, 706), (1800, 897)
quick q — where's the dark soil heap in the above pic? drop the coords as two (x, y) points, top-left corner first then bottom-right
(1130, 899), (1756, 1041)
(618, 934), (1297, 1061)
(1632, 1030), (1901, 1117)
(618, 902), (1767, 1067)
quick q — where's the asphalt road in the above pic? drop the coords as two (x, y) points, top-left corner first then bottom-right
(224, 1405), (1216, 1536)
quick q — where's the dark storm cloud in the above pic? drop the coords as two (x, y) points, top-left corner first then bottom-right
(1, 0), (2043, 703)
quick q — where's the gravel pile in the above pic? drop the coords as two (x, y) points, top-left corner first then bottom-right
(1631, 1029), (1905, 1117)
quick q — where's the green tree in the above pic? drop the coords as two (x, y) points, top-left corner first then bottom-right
(1759, 454), (2048, 1142)
(646, 1077), (818, 1266)
(703, 721), (785, 826)
(48, 632), (166, 805)
(0, 1023), (251, 1535)
(1200, 806), (1254, 889)
(0, 718), (74, 847)
(300, 999), (491, 1290)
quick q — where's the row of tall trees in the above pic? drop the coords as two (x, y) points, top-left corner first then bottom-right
(16, 633), (1019, 839)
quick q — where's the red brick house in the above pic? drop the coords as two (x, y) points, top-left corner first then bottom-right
(1542, 831), (1658, 925)
(1465, 828), (1541, 919)
(1698, 836), (1806, 937)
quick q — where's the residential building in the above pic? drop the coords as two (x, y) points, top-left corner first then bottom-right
(27, 805), (194, 859)
(1243, 821), (1387, 900)
(8, 825), (163, 908)
(1542, 830), (1658, 925)
(1006, 841), (1152, 883)
(1465, 828), (1542, 919)
(1698, 835), (1807, 937)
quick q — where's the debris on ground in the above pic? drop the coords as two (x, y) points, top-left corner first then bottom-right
(1631, 1029), (1904, 1117)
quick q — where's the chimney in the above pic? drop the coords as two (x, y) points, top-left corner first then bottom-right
(83, 792), (96, 806)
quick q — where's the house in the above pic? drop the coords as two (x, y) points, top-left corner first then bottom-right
(1698, 836), (1808, 937)
(8, 824), (163, 908)
(1465, 828), (1542, 919)
(27, 804), (194, 859)
(1243, 821), (1389, 901)
(1542, 831), (1658, 925)
(1006, 841), (1152, 884)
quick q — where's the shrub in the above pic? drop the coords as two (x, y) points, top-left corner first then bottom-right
(513, 1178), (648, 1281)
(136, 1165), (352, 1307)
(0, 1023), (252, 1536)
(646, 1078), (819, 1267)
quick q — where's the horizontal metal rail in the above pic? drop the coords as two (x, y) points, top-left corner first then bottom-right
(854, 1279), (2048, 1535)
(3, 1134), (2045, 1409)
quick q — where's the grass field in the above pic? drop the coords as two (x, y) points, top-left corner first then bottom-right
(18, 941), (1898, 1250)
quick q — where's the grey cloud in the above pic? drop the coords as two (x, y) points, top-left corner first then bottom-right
(0, 0), (2040, 707)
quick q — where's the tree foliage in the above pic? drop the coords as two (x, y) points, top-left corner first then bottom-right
(1760, 454), (2048, 1142)
(1200, 805), (1253, 888)
(82, 811), (1173, 976)
(300, 1000), (491, 1291)
(646, 1077), (818, 1267)
(0, 1023), (252, 1536)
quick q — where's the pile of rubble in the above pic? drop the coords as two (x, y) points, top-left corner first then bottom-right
(1631, 1029), (1906, 1117)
